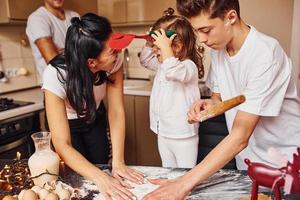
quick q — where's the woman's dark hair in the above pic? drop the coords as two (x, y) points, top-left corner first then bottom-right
(176, 0), (240, 19)
(52, 13), (112, 123)
(151, 8), (204, 79)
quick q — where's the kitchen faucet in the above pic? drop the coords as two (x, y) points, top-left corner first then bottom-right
(123, 48), (129, 80)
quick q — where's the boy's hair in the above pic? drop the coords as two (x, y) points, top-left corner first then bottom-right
(151, 8), (205, 79)
(176, 0), (240, 19)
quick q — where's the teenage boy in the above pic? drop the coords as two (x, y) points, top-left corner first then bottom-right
(143, 1), (300, 199)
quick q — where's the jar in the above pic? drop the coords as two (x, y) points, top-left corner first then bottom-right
(28, 132), (60, 187)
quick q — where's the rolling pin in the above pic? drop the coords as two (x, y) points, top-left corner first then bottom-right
(188, 95), (246, 124)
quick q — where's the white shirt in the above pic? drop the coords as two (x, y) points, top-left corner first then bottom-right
(140, 47), (200, 138)
(26, 6), (79, 83)
(42, 55), (123, 119)
(206, 26), (300, 169)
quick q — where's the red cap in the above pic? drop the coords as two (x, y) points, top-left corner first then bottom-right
(108, 33), (151, 50)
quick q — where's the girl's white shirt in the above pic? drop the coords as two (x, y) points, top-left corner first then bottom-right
(140, 46), (200, 138)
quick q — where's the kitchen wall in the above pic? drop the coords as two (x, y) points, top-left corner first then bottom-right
(0, 25), (38, 94)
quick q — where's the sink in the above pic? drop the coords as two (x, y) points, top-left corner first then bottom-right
(124, 79), (150, 89)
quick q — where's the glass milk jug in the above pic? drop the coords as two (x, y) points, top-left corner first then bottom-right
(28, 132), (60, 187)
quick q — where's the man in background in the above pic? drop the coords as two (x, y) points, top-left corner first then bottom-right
(26, 0), (79, 83)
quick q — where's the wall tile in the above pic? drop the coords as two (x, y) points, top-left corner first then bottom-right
(0, 40), (22, 59)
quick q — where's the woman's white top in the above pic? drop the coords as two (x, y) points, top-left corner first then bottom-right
(140, 46), (200, 139)
(42, 55), (123, 119)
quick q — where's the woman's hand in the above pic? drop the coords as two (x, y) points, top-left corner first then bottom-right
(151, 29), (176, 60)
(142, 178), (191, 200)
(94, 173), (136, 200)
(112, 162), (145, 187)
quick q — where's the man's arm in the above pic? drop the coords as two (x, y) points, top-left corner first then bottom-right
(35, 37), (60, 63)
(143, 110), (260, 200)
(182, 110), (260, 192)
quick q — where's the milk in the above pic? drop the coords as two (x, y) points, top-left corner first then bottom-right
(28, 132), (60, 187)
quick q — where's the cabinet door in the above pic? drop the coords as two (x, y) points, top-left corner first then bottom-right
(135, 96), (161, 166)
(98, 0), (126, 24)
(124, 95), (137, 165)
(5, 0), (41, 20)
(64, 0), (97, 15)
(126, 0), (176, 23)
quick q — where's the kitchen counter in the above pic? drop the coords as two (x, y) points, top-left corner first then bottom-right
(124, 84), (152, 96)
(0, 87), (44, 121)
(2, 160), (299, 200)
(0, 84), (151, 122)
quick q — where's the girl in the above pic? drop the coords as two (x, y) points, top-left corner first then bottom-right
(139, 8), (204, 168)
(42, 13), (143, 199)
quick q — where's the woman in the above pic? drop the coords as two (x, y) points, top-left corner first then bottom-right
(42, 13), (144, 199)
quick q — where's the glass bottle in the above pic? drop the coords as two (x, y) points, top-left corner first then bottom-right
(28, 131), (60, 187)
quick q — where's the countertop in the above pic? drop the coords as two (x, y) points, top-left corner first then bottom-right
(0, 81), (209, 121)
(0, 84), (152, 121)
(0, 160), (250, 199)
(1, 159), (299, 200)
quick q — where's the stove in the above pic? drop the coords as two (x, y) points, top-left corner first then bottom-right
(0, 98), (34, 112)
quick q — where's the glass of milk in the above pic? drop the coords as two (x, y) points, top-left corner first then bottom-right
(28, 131), (60, 187)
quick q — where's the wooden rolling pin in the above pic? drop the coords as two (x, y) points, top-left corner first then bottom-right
(188, 95), (246, 124)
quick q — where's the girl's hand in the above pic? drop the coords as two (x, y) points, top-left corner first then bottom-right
(151, 29), (176, 60)
(112, 163), (145, 187)
(94, 173), (136, 200)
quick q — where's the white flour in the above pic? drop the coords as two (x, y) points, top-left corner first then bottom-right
(67, 167), (186, 200)
(77, 178), (159, 200)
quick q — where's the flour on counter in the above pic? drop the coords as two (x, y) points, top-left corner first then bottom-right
(71, 166), (187, 200)
(80, 179), (159, 200)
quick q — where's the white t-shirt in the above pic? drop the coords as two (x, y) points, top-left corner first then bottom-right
(26, 6), (79, 83)
(140, 46), (200, 138)
(42, 55), (123, 119)
(207, 26), (300, 170)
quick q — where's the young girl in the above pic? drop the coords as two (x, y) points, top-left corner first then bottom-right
(42, 13), (143, 199)
(139, 8), (204, 168)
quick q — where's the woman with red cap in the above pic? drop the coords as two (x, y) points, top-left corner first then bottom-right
(42, 13), (143, 199)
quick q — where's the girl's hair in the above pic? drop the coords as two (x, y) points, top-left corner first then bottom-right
(53, 13), (112, 123)
(151, 8), (204, 79)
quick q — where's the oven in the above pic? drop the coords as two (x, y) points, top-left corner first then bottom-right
(0, 98), (40, 159)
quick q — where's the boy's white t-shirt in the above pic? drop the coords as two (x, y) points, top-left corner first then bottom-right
(26, 7), (79, 83)
(42, 55), (123, 119)
(206, 26), (300, 170)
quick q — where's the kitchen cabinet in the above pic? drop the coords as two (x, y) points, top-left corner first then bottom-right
(98, 0), (176, 26)
(124, 95), (161, 166)
(0, 0), (41, 23)
(64, 0), (97, 16)
(126, 0), (176, 23)
(98, 0), (127, 24)
(0, 0), (97, 24)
